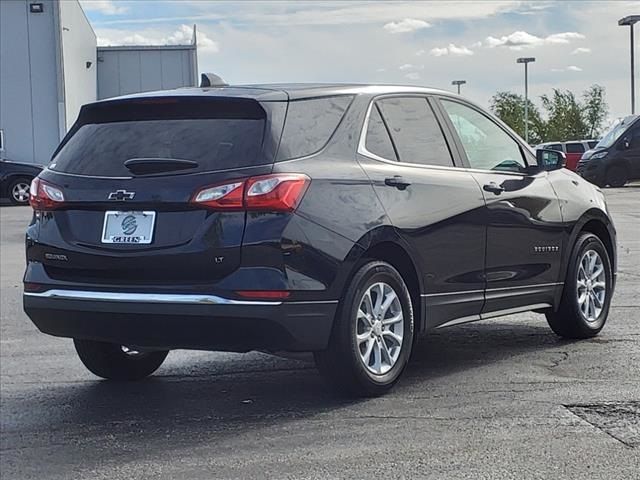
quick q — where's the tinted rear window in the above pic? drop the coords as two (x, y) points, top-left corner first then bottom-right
(276, 96), (353, 160)
(565, 143), (585, 153)
(588, 141), (598, 149)
(50, 97), (267, 177)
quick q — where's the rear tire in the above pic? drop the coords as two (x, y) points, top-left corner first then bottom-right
(74, 339), (168, 380)
(606, 165), (628, 188)
(7, 177), (31, 205)
(314, 261), (414, 397)
(546, 233), (612, 339)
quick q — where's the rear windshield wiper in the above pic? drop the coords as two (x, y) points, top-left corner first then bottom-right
(123, 157), (199, 175)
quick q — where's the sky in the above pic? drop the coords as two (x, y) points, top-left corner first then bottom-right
(80, 0), (638, 122)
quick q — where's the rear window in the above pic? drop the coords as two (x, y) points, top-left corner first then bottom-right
(588, 141), (598, 149)
(276, 96), (353, 160)
(50, 97), (267, 177)
(565, 143), (585, 153)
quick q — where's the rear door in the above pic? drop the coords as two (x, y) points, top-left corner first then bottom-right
(36, 96), (284, 286)
(564, 142), (586, 171)
(357, 95), (486, 328)
(436, 98), (564, 315)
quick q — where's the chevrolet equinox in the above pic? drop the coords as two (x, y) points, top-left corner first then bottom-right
(23, 83), (617, 396)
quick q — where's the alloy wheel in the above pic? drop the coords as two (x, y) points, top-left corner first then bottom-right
(355, 282), (404, 375)
(11, 182), (30, 203)
(576, 249), (607, 322)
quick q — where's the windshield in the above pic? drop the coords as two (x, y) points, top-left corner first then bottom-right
(596, 116), (638, 148)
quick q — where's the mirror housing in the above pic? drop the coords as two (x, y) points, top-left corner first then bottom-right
(622, 136), (631, 149)
(536, 149), (566, 171)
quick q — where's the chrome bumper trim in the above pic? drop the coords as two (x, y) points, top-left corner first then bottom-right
(24, 289), (283, 306)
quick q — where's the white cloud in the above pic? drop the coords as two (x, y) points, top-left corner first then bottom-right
(415, 49), (426, 56)
(429, 47), (449, 57)
(551, 65), (583, 72)
(80, 0), (128, 15)
(572, 47), (591, 55)
(383, 18), (431, 34)
(97, 24), (219, 52)
(485, 30), (585, 50)
(398, 63), (423, 71)
(429, 43), (474, 57)
(405, 72), (421, 80)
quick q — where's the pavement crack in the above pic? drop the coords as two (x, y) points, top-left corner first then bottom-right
(548, 351), (569, 369)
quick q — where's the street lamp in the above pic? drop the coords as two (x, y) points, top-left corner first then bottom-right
(517, 57), (536, 144)
(619, 15), (640, 114)
(451, 80), (466, 95)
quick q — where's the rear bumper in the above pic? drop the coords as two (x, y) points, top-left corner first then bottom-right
(23, 290), (338, 352)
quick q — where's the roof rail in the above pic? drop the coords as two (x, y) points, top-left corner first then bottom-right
(200, 73), (228, 88)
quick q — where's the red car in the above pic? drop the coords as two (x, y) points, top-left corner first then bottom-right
(536, 140), (598, 171)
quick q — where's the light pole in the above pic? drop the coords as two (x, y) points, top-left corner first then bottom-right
(451, 80), (466, 95)
(619, 15), (640, 114)
(517, 57), (536, 144)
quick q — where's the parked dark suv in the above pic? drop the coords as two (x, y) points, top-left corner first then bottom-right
(577, 114), (640, 187)
(23, 84), (616, 396)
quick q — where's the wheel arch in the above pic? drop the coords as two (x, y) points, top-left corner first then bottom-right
(343, 233), (424, 336)
(558, 209), (617, 305)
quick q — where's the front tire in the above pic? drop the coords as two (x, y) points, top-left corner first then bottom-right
(546, 233), (613, 339)
(74, 339), (169, 380)
(606, 165), (628, 188)
(314, 261), (414, 397)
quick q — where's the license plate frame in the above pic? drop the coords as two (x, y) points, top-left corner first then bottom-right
(101, 211), (156, 245)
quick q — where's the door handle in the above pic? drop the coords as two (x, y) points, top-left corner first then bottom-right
(483, 182), (504, 195)
(384, 176), (411, 190)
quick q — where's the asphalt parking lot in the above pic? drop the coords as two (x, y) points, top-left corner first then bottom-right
(1, 187), (639, 479)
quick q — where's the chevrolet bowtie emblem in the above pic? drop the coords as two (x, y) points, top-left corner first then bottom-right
(108, 190), (136, 201)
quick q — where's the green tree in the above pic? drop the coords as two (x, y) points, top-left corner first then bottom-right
(582, 84), (608, 139)
(540, 89), (588, 141)
(490, 91), (544, 144)
(489, 84), (609, 144)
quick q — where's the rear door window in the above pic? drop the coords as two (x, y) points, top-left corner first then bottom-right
(565, 142), (585, 154)
(276, 96), (353, 160)
(376, 97), (453, 167)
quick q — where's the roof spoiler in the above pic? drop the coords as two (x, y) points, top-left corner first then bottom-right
(200, 73), (228, 88)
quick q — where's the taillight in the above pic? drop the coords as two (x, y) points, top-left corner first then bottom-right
(191, 181), (244, 210)
(29, 178), (66, 211)
(191, 174), (310, 212)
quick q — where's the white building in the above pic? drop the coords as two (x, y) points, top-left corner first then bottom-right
(0, 0), (198, 165)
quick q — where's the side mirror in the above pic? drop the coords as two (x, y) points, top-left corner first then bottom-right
(536, 149), (566, 171)
(622, 137), (631, 149)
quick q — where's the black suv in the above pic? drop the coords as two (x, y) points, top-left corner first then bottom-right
(577, 114), (640, 187)
(23, 84), (616, 396)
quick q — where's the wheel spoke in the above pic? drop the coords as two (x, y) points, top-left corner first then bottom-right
(372, 341), (382, 374)
(382, 330), (403, 346)
(590, 266), (604, 281)
(577, 292), (587, 305)
(357, 330), (372, 344)
(592, 281), (606, 291)
(382, 312), (402, 326)
(362, 338), (375, 365)
(373, 284), (384, 316)
(380, 338), (393, 365)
